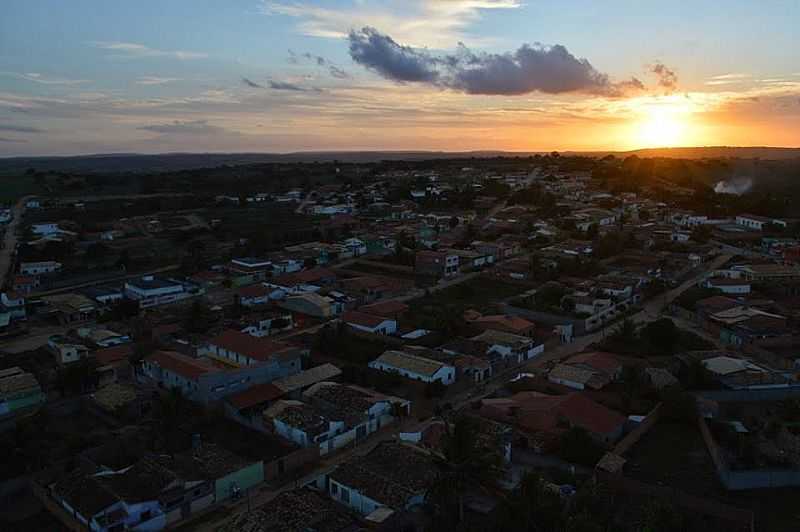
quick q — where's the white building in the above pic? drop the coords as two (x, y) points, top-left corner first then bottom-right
(19, 261), (62, 275)
(124, 275), (200, 308)
(341, 311), (397, 335)
(369, 350), (456, 385)
(735, 214), (787, 231)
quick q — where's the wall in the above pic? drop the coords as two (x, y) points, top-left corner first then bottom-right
(697, 414), (800, 490)
(215, 462), (264, 503)
(263, 446), (319, 481)
(612, 403), (662, 456)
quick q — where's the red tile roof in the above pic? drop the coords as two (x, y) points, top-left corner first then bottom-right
(481, 391), (625, 438)
(472, 314), (535, 334)
(226, 382), (285, 410)
(94, 344), (133, 366)
(341, 310), (390, 329)
(358, 300), (409, 317)
(146, 350), (217, 381)
(209, 329), (294, 362)
(566, 352), (621, 375)
(239, 283), (272, 298)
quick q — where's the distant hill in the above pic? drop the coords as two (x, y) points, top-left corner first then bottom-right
(0, 146), (798, 174)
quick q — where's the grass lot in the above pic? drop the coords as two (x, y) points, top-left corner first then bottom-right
(624, 421), (721, 498)
(0, 174), (39, 203)
(407, 277), (526, 331)
(623, 420), (800, 531)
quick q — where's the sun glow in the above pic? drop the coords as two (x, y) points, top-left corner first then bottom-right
(635, 104), (690, 148)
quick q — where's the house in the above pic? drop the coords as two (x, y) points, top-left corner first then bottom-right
(0, 367), (45, 420)
(369, 350), (456, 385)
(204, 329), (303, 371)
(48, 445), (262, 531)
(94, 344), (134, 385)
(272, 363), (343, 397)
(415, 250), (460, 278)
(315, 441), (439, 516)
(84, 285), (125, 306)
(48, 335), (90, 364)
(358, 300), (409, 320)
(19, 260), (62, 275)
(41, 293), (98, 324)
(735, 214), (787, 231)
(218, 488), (358, 532)
(480, 391), (626, 449)
(470, 329), (544, 363)
(731, 263), (800, 283)
(278, 292), (335, 318)
(229, 257), (274, 280)
(702, 276), (751, 295)
(237, 283), (274, 307)
(124, 276), (201, 308)
(469, 314), (536, 337)
(341, 310), (397, 335)
(1, 292), (26, 320)
(142, 343), (300, 404)
(265, 382), (410, 455)
(11, 275), (39, 294)
(701, 355), (791, 390)
(237, 309), (294, 337)
(548, 352), (623, 390)
(76, 327), (131, 348)
(31, 222), (61, 236)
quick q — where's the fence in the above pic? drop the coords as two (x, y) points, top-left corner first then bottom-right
(696, 387), (800, 403)
(596, 470), (755, 532)
(697, 414), (800, 490)
(612, 403), (662, 456)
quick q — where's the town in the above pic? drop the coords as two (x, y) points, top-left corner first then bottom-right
(0, 152), (799, 531)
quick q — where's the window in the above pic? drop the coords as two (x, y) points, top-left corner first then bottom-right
(340, 487), (350, 503)
(330, 482), (338, 495)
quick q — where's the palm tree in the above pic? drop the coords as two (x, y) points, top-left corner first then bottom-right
(426, 416), (503, 528)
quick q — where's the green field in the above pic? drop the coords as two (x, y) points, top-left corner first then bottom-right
(0, 174), (39, 204)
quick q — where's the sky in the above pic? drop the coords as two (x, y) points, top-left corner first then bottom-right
(0, 0), (798, 156)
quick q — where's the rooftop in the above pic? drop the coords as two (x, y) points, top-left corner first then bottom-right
(329, 442), (439, 510)
(210, 329), (296, 362)
(372, 349), (448, 377)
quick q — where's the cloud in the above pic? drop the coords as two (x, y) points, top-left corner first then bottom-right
(242, 77), (266, 89)
(92, 41), (207, 60)
(138, 120), (227, 135)
(136, 76), (182, 85)
(0, 71), (89, 85)
(262, 0), (521, 48)
(0, 124), (44, 133)
(349, 28), (440, 83)
(348, 27), (643, 96)
(329, 65), (351, 79)
(288, 50), (351, 79)
(0, 137), (27, 143)
(650, 62), (678, 92)
(268, 80), (313, 91)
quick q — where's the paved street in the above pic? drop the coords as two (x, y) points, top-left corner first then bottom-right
(0, 195), (32, 288)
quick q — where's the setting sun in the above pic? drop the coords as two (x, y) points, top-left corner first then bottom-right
(635, 105), (690, 148)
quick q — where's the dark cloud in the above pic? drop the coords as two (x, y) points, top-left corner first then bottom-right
(328, 65), (350, 79)
(348, 27), (440, 83)
(0, 137), (28, 143)
(347, 27), (646, 96)
(241, 77), (265, 89)
(651, 62), (678, 92)
(0, 124), (43, 133)
(268, 80), (308, 91)
(288, 49), (350, 80)
(138, 120), (226, 135)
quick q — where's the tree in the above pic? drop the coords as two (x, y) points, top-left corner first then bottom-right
(557, 427), (605, 466)
(641, 318), (678, 354)
(153, 387), (189, 452)
(495, 472), (564, 531)
(427, 416), (502, 526)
